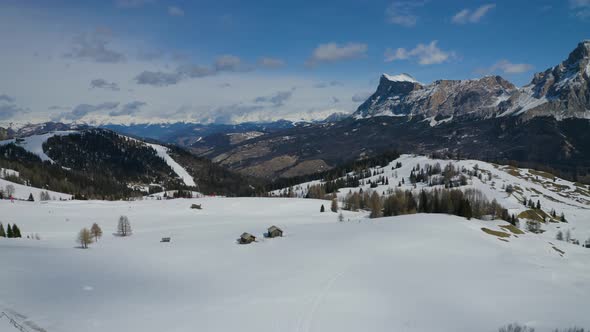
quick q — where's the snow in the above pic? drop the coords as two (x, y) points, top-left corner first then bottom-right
(146, 143), (196, 187)
(0, 177), (72, 200)
(271, 154), (590, 241)
(0, 197), (589, 332)
(382, 73), (420, 84)
(0, 131), (79, 163)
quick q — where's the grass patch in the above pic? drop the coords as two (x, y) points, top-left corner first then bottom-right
(518, 209), (545, 223)
(500, 224), (525, 235)
(507, 169), (520, 177)
(481, 227), (511, 238)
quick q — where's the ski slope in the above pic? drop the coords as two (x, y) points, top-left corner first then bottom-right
(0, 131), (78, 163)
(146, 143), (196, 187)
(0, 197), (589, 332)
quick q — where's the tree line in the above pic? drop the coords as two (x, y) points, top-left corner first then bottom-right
(341, 187), (515, 223)
(0, 222), (22, 238)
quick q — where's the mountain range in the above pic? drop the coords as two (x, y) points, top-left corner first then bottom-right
(1, 41), (590, 188)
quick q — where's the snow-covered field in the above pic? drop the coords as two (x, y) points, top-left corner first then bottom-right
(1, 197), (589, 332)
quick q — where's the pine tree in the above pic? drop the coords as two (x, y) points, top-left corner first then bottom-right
(0, 223), (4, 237)
(6, 224), (13, 238)
(90, 223), (103, 241)
(320, 204), (325, 212)
(330, 198), (338, 212)
(12, 224), (21, 238)
(560, 213), (566, 223)
(28, 193), (34, 202)
(536, 200), (541, 210)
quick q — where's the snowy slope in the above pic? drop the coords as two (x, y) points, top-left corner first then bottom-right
(0, 131), (79, 162)
(0, 177), (72, 201)
(382, 73), (420, 84)
(271, 154), (590, 243)
(0, 197), (588, 332)
(146, 143), (196, 187)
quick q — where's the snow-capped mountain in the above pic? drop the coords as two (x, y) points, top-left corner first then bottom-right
(355, 74), (515, 119)
(355, 41), (590, 121)
(499, 40), (590, 119)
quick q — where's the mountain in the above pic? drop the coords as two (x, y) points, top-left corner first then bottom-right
(355, 74), (515, 120)
(356, 41), (590, 121)
(0, 128), (260, 199)
(499, 40), (590, 119)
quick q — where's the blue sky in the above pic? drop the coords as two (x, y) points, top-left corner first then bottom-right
(0, 0), (589, 125)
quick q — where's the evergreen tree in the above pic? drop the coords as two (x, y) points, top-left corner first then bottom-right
(330, 198), (338, 212)
(12, 224), (21, 238)
(320, 204), (325, 212)
(90, 223), (103, 241)
(28, 193), (34, 202)
(536, 200), (541, 210)
(6, 224), (13, 238)
(0, 223), (4, 237)
(560, 213), (566, 223)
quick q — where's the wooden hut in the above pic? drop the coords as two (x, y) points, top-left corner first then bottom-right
(239, 232), (256, 244)
(266, 226), (283, 238)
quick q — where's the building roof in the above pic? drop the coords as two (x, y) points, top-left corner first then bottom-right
(268, 225), (282, 232)
(241, 232), (255, 239)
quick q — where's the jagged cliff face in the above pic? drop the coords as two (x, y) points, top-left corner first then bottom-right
(500, 40), (590, 119)
(355, 74), (516, 119)
(356, 41), (590, 121)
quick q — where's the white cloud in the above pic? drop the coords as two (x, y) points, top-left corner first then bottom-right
(0, 6), (363, 126)
(65, 29), (126, 63)
(258, 57), (285, 68)
(352, 91), (373, 103)
(478, 60), (533, 74)
(384, 41), (454, 65)
(90, 79), (120, 91)
(254, 90), (294, 107)
(385, 1), (425, 27)
(110, 101), (146, 116)
(570, 0), (590, 18)
(452, 4), (496, 24)
(306, 42), (367, 66)
(168, 6), (184, 17)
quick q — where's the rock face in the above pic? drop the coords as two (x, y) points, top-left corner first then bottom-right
(355, 41), (590, 121)
(500, 40), (590, 119)
(355, 74), (516, 119)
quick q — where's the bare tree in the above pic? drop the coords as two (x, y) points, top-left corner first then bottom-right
(331, 197), (338, 212)
(499, 323), (535, 332)
(338, 211), (344, 222)
(5, 184), (15, 197)
(90, 223), (103, 241)
(556, 230), (564, 241)
(117, 216), (132, 237)
(77, 228), (93, 249)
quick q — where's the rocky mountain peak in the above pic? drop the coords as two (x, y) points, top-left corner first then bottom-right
(357, 41), (590, 122)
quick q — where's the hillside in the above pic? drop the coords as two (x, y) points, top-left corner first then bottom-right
(271, 154), (590, 243)
(0, 129), (260, 199)
(0, 197), (588, 332)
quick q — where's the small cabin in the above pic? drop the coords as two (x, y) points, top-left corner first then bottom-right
(191, 204), (202, 210)
(239, 232), (256, 244)
(160, 237), (171, 243)
(266, 226), (283, 238)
